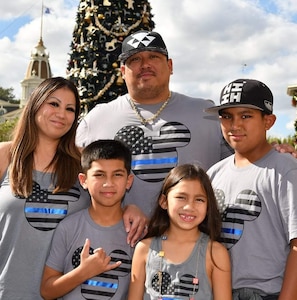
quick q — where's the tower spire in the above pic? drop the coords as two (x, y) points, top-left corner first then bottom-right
(40, 0), (44, 41)
(20, 0), (52, 108)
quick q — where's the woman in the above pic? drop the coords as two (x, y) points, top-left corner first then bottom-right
(0, 77), (90, 299)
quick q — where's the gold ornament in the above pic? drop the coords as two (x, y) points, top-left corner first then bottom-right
(94, 4), (148, 37)
(84, 7), (92, 22)
(116, 74), (124, 86)
(142, 12), (149, 24)
(103, 0), (111, 6)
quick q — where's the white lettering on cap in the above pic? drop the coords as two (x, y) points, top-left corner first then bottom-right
(221, 82), (244, 105)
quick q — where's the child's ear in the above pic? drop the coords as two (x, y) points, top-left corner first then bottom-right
(78, 173), (88, 189)
(126, 174), (134, 190)
(159, 194), (167, 209)
(264, 114), (276, 130)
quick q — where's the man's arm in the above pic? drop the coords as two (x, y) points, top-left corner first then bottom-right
(279, 238), (297, 299)
(123, 204), (149, 247)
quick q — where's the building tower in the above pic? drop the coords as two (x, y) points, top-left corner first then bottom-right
(20, 1), (52, 108)
(20, 37), (52, 108)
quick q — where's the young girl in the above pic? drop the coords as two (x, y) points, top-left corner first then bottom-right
(128, 164), (232, 300)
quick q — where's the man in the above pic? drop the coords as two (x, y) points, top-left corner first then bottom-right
(76, 30), (232, 216)
(76, 30), (297, 217)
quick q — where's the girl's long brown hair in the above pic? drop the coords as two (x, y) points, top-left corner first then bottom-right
(9, 77), (81, 197)
(146, 164), (222, 241)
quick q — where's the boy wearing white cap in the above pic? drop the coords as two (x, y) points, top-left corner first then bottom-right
(206, 79), (297, 299)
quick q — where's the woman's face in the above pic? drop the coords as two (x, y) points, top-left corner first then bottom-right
(35, 87), (77, 141)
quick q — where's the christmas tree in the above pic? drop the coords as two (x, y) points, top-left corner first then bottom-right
(67, 0), (155, 114)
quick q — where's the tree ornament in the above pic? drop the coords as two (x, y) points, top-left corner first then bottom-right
(67, 0), (155, 112)
(103, 0), (111, 6)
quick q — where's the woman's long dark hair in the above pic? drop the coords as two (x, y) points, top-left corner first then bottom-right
(9, 77), (81, 197)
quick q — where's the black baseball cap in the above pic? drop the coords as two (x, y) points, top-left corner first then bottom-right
(205, 79), (273, 115)
(118, 30), (168, 63)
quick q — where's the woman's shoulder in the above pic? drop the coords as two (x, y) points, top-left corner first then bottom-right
(0, 141), (12, 178)
(0, 141), (12, 153)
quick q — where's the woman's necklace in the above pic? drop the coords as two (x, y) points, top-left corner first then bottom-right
(158, 234), (200, 300)
(128, 92), (171, 126)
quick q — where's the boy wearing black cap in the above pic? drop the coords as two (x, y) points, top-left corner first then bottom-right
(207, 79), (297, 299)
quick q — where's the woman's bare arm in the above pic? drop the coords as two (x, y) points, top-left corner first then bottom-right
(0, 141), (12, 180)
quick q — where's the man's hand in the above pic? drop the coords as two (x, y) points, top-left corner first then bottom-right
(272, 142), (297, 158)
(122, 205), (149, 247)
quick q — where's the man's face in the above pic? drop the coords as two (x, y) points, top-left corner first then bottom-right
(121, 51), (173, 100)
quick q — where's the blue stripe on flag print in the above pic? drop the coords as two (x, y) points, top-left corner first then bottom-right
(24, 183), (80, 231)
(132, 156), (178, 167)
(81, 249), (131, 299)
(220, 189), (261, 249)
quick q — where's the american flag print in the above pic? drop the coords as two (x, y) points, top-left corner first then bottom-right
(72, 247), (132, 299)
(215, 189), (262, 249)
(115, 122), (191, 182)
(151, 272), (199, 298)
(22, 181), (80, 231)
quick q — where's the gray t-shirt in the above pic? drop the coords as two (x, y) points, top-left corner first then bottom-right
(46, 208), (134, 300)
(0, 170), (90, 300)
(207, 149), (297, 294)
(76, 92), (232, 216)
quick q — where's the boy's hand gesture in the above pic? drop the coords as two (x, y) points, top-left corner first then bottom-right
(79, 238), (121, 278)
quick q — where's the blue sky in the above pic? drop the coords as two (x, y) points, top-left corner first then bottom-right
(0, 16), (30, 39)
(0, 0), (296, 139)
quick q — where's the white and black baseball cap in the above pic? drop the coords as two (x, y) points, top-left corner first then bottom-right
(118, 30), (168, 63)
(205, 79), (273, 115)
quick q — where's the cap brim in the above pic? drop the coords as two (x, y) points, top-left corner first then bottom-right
(119, 48), (168, 62)
(204, 104), (264, 114)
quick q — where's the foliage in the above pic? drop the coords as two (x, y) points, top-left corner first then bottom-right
(268, 135), (296, 149)
(0, 118), (18, 142)
(0, 87), (17, 102)
(9, 99), (20, 104)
